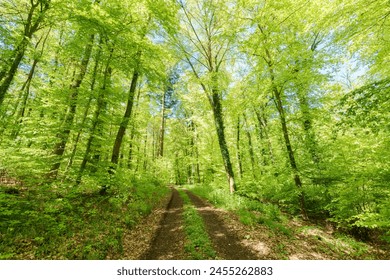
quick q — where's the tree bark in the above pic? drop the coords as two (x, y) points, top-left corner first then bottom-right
(99, 69), (139, 194)
(0, 0), (50, 107)
(254, 107), (275, 166)
(243, 113), (256, 178)
(236, 116), (243, 178)
(158, 91), (166, 157)
(77, 45), (112, 183)
(272, 83), (308, 220)
(211, 89), (236, 193)
(111, 70), (139, 165)
(297, 90), (320, 165)
(127, 86), (141, 169)
(48, 34), (95, 178)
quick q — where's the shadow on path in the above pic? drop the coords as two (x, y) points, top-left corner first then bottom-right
(185, 190), (259, 260)
(141, 188), (186, 260)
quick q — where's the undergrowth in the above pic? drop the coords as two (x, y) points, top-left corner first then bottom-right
(177, 189), (216, 260)
(187, 183), (389, 259)
(0, 174), (168, 259)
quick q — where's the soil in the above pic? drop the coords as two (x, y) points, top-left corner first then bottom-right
(185, 190), (259, 259)
(141, 188), (187, 259)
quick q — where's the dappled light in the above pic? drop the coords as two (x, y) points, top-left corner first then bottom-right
(0, 0), (389, 260)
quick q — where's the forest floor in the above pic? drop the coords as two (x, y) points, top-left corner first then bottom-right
(123, 186), (390, 260)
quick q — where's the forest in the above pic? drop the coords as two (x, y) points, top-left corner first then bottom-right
(0, 0), (389, 259)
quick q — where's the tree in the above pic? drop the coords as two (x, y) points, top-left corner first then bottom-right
(175, 0), (238, 193)
(0, 0), (51, 107)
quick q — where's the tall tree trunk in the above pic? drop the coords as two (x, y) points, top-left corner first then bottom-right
(77, 44), (112, 183)
(67, 40), (105, 176)
(236, 116), (243, 178)
(110, 70), (139, 165)
(48, 34), (95, 178)
(158, 91), (166, 157)
(243, 113), (256, 178)
(100, 69), (139, 194)
(11, 58), (38, 139)
(211, 89), (236, 193)
(0, 0), (50, 107)
(297, 90), (320, 166)
(254, 107), (275, 166)
(141, 130), (148, 172)
(127, 86), (141, 169)
(272, 84), (308, 220)
(263, 44), (308, 219)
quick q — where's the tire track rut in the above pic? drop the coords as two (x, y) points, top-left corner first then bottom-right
(185, 190), (259, 260)
(143, 187), (259, 259)
(141, 188), (186, 259)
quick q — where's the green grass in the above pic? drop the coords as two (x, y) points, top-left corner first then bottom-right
(177, 189), (216, 260)
(0, 176), (168, 259)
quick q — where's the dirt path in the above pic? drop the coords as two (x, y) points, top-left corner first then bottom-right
(143, 187), (259, 260)
(141, 188), (187, 259)
(185, 190), (259, 259)
(134, 187), (390, 260)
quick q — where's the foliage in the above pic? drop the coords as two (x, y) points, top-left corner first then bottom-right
(0, 176), (167, 259)
(0, 0), (389, 259)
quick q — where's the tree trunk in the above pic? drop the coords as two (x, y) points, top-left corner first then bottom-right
(48, 34), (95, 178)
(273, 86), (308, 220)
(211, 89), (236, 193)
(243, 113), (256, 178)
(0, 1), (50, 107)
(11, 58), (38, 139)
(67, 43), (105, 177)
(158, 91), (166, 157)
(263, 44), (308, 219)
(297, 90), (320, 166)
(77, 44), (112, 183)
(127, 86), (141, 169)
(254, 107), (275, 166)
(99, 69), (139, 194)
(111, 70), (139, 164)
(236, 116), (243, 178)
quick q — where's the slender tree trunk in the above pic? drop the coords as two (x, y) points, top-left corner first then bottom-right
(48, 34), (95, 178)
(111, 70), (139, 165)
(127, 86), (141, 169)
(10, 58), (38, 139)
(243, 113), (256, 178)
(158, 91), (166, 157)
(262, 43), (308, 219)
(297, 90), (320, 165)
(99, 69), (139, 194)
(142, 130), (148, 172)
(66, 42), (104, 175)
(0, 1), (50, 107)
(272, 85), (308, 220)
(211, 89), (236, 193)
(77, 44), (112, 183)
(236, 116), (243, 178)
(190, 120), (201, 184)
(254, 107), (275, 165)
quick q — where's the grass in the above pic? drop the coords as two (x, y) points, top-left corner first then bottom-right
(187, 183), (292, 237)
(0, 176), (169, 259)
(177, 189), (216, 260)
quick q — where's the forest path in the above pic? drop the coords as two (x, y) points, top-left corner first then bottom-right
(184, 190), (259, 259)
(141, 188), (187, 259)
(127, 187), (390, 260)
(142, 187), (262, 260)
